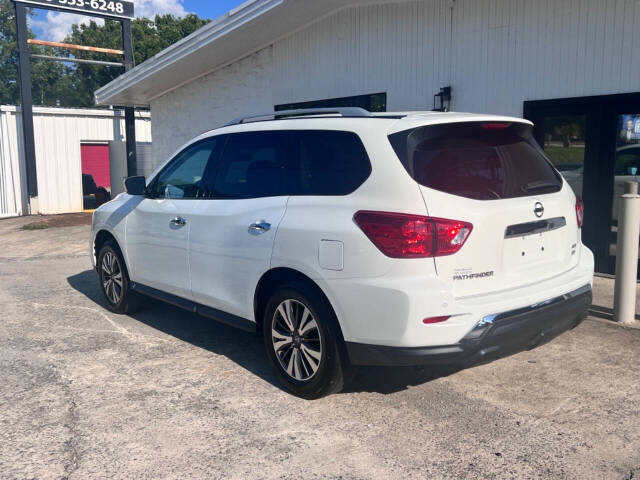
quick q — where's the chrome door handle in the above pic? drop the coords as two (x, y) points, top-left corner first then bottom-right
(170, 216), (187, 226)
(249, 221), (271, 232)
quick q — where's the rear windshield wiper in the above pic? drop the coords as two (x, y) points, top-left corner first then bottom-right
(521, 180), (559, 193)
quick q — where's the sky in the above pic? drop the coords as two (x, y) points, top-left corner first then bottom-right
(30, 0), (247, 42)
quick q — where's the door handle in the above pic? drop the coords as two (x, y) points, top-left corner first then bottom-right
(249, 221), (271, 232)
(170, 216), (187, 226)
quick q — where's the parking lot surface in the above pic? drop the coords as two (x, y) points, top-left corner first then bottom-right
(1, 214), (639, 479)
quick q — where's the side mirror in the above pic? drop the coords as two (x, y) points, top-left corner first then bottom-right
(124, 176), (146, 196)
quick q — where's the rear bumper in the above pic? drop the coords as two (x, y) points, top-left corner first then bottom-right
(345, 284), (592, 366)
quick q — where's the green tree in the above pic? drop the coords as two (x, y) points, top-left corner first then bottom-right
(0, 0), (24, 105)
(0, 0), (72, 106)
(64, 13), (209, 107)
(62, 18), (123, 107)
(0, 4), (209, 107)
(31, 46), (69, 105)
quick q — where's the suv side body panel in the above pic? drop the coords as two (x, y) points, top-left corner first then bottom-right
(270, 124), (438, 342)
(125, 197), (192, 298)
(91, 193), (141, 271)
(189, 196), (288, 320)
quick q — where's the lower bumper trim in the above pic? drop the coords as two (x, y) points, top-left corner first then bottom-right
(346, 284), (592, 367)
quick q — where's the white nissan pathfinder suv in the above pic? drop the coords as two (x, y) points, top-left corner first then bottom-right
(91, 108), (594, 398)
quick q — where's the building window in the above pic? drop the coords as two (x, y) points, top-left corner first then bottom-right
(275, 92), (387, 112)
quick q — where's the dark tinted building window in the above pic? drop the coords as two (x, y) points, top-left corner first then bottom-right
(615, 145), (640, 175)
(286, 131), (371, 196)
(275, 92), (387, 113)
(214, 131), (287, 198)
(389, 122), (562, 200)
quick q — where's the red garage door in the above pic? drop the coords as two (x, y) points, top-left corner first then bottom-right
(81, 144), (110, 190)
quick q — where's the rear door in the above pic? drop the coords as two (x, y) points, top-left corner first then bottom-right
(188, 131), (289, 320)
(389, 121), (580, 297)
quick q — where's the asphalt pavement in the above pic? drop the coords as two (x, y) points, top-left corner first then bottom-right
(1, 214), (639, 479)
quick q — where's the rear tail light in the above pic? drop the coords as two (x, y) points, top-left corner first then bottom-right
(354, 211), (473, 258)
(575, 197), (584, 228)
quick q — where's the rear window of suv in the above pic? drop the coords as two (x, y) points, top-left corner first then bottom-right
(388, 121), (562, 200)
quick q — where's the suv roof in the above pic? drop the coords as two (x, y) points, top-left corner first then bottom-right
(225, 107), (375, 126)
(225, 107), (530, 127)
(187, 109), (533, 146)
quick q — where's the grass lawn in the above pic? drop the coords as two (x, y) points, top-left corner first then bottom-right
(544, 146), (585, 165)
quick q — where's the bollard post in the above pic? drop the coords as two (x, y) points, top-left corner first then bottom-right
(613, 181), (640, 325)
(625, 180), (639, 195)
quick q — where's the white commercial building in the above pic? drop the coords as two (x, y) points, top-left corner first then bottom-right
(0, 106), (151, 216)
(96, 0), (640, 274)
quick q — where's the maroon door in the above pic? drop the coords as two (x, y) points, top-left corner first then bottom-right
(81, 144), (110, 190)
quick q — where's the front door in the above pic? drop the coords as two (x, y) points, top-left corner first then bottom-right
(126, 198), (191, 297)
(125, 138), (219, 298)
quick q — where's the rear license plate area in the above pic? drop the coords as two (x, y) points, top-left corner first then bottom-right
(503, 231), (563, 271)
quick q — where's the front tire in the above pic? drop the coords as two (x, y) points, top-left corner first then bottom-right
(263, 284), (345, 399)
(97, 240), (141, 314)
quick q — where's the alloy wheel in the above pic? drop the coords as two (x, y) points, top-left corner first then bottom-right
(271, 299), (323, 381)
(101, 251), (123, 305)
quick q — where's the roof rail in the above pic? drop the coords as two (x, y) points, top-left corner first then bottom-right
(224, 107), (372, 126)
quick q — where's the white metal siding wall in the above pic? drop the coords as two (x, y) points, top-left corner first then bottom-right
(149, 0), (640, 164)
(0, 108), (26, 217)
(272, 0), (453, 112)
(136, 142), (154, 177)
(0, 106), (152, 215)
(451, 0), (640, 115)
(150, 47), (274, 168)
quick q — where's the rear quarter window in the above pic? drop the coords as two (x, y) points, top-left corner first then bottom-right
(286, 130), (371, 195)
(389, 122), (562, 200)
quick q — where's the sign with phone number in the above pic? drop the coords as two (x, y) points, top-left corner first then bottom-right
(13, 0), (134, 19)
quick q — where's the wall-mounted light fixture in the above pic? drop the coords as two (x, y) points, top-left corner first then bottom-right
(433, 86), (452, 112)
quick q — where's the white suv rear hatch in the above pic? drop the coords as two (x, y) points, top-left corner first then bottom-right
(389, 119), (581, 297)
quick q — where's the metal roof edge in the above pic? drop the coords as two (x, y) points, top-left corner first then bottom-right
(0, 105), (151, 118)
(94, 0), (284, 105)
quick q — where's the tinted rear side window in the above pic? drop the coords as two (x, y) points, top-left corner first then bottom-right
(214, 131), (287, 198)
(389, 122), (562, 200)
(286, 130), (371, 195)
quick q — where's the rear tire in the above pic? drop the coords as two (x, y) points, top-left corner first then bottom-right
(97, 240), (142, 314)
(263, 283), (345, 399)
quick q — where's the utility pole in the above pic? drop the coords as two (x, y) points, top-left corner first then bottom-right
(121, 18), (137, 177)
